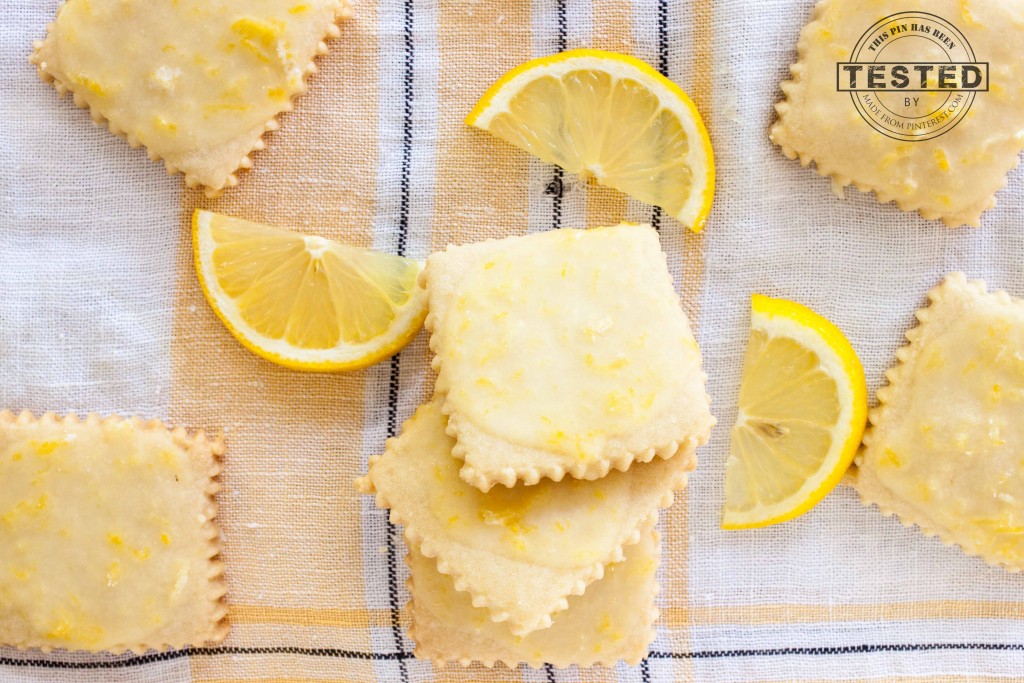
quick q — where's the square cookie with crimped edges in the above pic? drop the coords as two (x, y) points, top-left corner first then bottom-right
(771, 0), (1024, 227)
(407, 525), (659, 669)
(357, 400), (691, 637)
(422, 224), (714, 491)
(31, 0), (352, 196)
(851, 274), (1024, 571)
(0, 412), (228, 653)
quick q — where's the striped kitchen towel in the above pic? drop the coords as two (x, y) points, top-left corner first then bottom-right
(2, 0), (1024, 680)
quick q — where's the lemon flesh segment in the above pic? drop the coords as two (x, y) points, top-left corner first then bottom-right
(193, 210), (427, 372)
(467, 49), (714, 232)
(722, 295), (868, 529)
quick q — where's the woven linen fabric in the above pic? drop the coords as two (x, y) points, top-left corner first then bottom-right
(3, 0), (1024, 680)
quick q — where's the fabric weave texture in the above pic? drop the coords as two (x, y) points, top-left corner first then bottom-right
(2, 0), (1024, 680)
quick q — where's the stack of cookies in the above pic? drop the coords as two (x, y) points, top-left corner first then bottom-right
(358, 224), (714, 668)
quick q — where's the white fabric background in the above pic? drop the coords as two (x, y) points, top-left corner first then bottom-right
(0, 0), (180, 417)
(3, 0), (1024, 680)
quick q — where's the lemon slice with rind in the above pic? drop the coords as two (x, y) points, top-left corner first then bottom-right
(193, 209), (426, 371)
(723, 295), (868, 529)
(466, 48), (715, 232)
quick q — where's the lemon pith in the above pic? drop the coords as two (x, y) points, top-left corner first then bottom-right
(722, 295), (868, 529)
(192, 210), (427, 372)
(466, 48), (715, 232)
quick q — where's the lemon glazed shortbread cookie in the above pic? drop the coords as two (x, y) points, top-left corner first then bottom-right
(407, 525), (660, 669)
(422, 224), (715, 491)
(31, 0), (352, 195)
(771, 0), (1024, 227)
(357, 400), (692, 636)
(851, 274), (1024, 570)
(0, 412), (227, 652)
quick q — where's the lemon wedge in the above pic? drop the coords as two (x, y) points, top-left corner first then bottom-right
(466, 48), (715, 232)
(192, 210), (427, 372)
(722, 295), (868, 529)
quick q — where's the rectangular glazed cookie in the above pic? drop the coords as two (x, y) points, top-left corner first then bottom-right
(407, 525), (660, 669)
(31, 0), (352, 195)
(852, 274), (1024, 570)
(771, 0), (1024, 227)
(358, 400), (690, 637)
(0, 412), (228, 652)
(422, 224), (714, 491)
